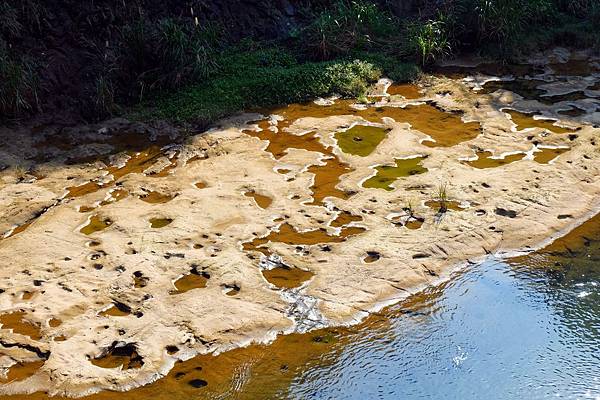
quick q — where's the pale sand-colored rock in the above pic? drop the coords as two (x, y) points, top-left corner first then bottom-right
(0, 53), (599, 396)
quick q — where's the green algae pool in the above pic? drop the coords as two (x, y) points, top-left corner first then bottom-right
(334, 125), (390, 157)
(363, 156), (428, 191)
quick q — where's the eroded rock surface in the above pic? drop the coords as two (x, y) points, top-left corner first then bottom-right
(0, 48), (599, 397)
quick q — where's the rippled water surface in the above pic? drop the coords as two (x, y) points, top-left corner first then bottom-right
(285, 256), (600, 399)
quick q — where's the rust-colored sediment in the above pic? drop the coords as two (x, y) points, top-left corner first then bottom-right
(506, 110), (576, 134)
(0, 311), (42, 340)
(170, 270), (210, 295)
(262, 267), (314, 289)
(244, 191), (273, 209)
(464, 151), (526, 169)
(243, 223), (366, 255)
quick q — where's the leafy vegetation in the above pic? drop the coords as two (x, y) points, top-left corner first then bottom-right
(0, 44), (39, 117)
(298, 0), (398, 60)
(145, 53), (381, 125)
(1, 0), (600, 123)
(407, 18), (452, 66)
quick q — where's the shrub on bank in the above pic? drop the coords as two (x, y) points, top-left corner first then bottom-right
(147, 58), (381, 125)
(0, 44), (39, 117)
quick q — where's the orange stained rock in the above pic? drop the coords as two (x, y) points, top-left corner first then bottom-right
(405, 218), (424, 230)
(99, 303), (131, 317)
(99, 189), (128, 206)
(2, 220), (35, 240)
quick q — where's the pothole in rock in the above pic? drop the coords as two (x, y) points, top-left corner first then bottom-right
(222, 283), (240, 296)
(1, 360), (45, 383)
(244, 118), (354, 206)
(149, 218), (173, 229)
(464, 151), (526, 169)
(425, 200), (466, 213)
(495, 208), (518, 218)
(0, 311), (42, 340)
(330, 211), (363, 228)
(188, 378), (208, 388)
(343, 103), (481, 148)
(243, 223), (366, 257)
(99, 302), (131, 317)
(21, 290), (35, 300)
(305, 156), (353, 205)
(505, 109), (577, 134)
(533, 147), (569, 164)
(334, 125), (390, 157)
(244, 190), (273, 209)
(133, 271), (149, 288)
(548, 59), (600, 76)
(139, 191), (176, 204)
(363, 251), (381, 263)
(480, 78), (596, 104)
(398, 104), (482, 148)
(363, 156), (428, 191)
(390, 214), (425, 229)
(80, 215), (112, 235)
(243, 119), (329, 160)
(405, 217), (425, 229)
(262, 266), (314, 289)
(195, 181), (207, 189)
(481, 79), (547, 101)
(91, 342), (144, 370)
(170, 266), (210, 295)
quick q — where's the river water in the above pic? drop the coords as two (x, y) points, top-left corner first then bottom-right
(284, 257), (600, 399)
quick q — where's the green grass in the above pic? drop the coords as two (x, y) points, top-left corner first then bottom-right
(0, 44), (39, 118)
(140, 48), (382, 124)
(298, 0), (398, 60)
